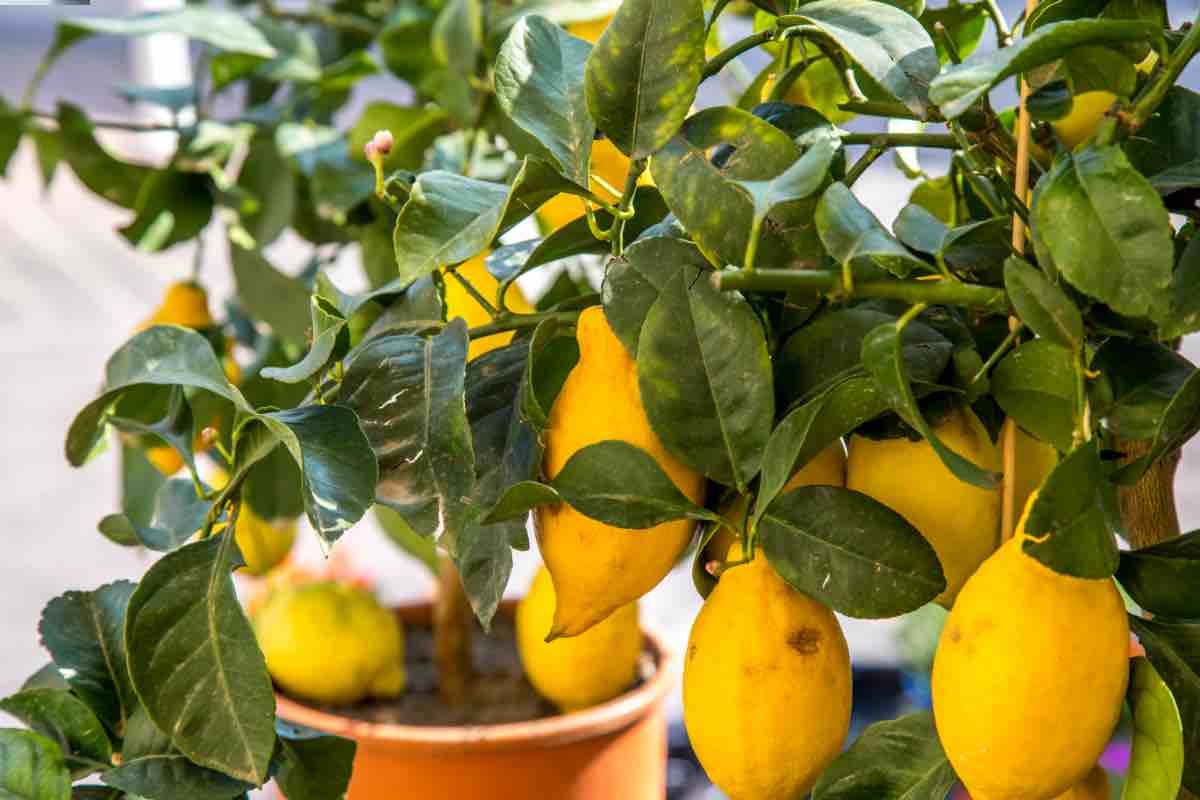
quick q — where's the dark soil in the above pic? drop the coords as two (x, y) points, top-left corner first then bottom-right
(313, 617), (558, 727)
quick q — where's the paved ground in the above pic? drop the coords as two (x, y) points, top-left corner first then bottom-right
(1, 2), (1199, 744)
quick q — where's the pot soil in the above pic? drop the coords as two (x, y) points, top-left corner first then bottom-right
(274, 600), (674, 800)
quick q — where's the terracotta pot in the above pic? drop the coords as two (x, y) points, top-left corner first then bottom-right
(274, 601), (675, 800)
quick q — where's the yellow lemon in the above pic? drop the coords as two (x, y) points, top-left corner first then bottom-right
(138, 281), (214, 332)
(1010, 424), (1058, 523)
(1053, 765), (1111, 800)
(235, 506), (298, 577)
(1052, 91), (1117, 150)
(536, 137), (655, 233)
(145, 446), (184, 477)
(705, 442), (846, 565)
(684, 541), (851, 800)
(931, 495), (1129, 800)
(847, 407), (1001, 607)
(537, 307), (706, 637)
(565, 15), (609, 44)
(516, 566), (641, 712)
(254, 581), (406, 705)
(443, 254), (534, 360)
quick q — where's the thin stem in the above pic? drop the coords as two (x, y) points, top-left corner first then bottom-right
(837, 100), (935, 121)
(706, 0), (735, 37)
(27, 108), (186, 133)
(843, 142), (887, 186)
(971, 322), (1024, 385)
(467, 310), (590, 340)
(449, 268), (498, 317)
(897, 302), (928, 329)
(1126, 19), (1200, 132)
(611, 158), (646, 257)
(713, 269), (1010, 312)
(840, 132), (957, 149)
(744, 215), (765, 272)
(934, 22), (964, 65)
(702, 30), (775, 81)
(983, 0), (1013, 47)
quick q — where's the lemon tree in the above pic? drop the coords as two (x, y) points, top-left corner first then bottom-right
(2, 0), (1200, 797)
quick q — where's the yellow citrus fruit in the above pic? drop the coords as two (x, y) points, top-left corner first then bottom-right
(565, 15), (609, 44)
(931, 494), (1129, 800)
(254, 581), (406, 705)
(771, 58), (855, 125)
(536, 307), (706, 637)
(847, 407), (1001, 607)
(137, 281), (214, 332)
(1053, 765), (1111, 800)
(684, 541), (851, 800)
(443, 254), (534, 361)
(536, 138), (655, 233)
(235, 506), (298, 577)
(1009, 424), (1058, 524)
(1052, 91), (1117, 150)
(145, 446), (184, 477)
(516, 566), (641, 712)
(705, 442), (846, 565)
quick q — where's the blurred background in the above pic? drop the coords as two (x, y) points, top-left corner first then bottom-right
(0, 1), (1198, 797)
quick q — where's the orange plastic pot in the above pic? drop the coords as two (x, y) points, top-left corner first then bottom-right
(274, 601), (675, 800)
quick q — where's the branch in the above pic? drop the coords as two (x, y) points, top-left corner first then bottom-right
(466, 309), (589, 340)
(983, 0), (1013, 47)
(1125, 19), (1200, 132)
(26, 108), (189, 133)
(702, 30), (775, 81)
(839, 132), (957, 148)
(713, 269), (1010, 312)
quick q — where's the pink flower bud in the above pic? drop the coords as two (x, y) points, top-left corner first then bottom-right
(363, 140), (377, 161)
(371, 129), (394, 156)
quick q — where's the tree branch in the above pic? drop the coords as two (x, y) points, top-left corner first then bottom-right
(713, 269), (1010, 312)
(1126, 18), (1200, 132)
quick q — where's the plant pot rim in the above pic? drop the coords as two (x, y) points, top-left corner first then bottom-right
(273, 598), (676, 754)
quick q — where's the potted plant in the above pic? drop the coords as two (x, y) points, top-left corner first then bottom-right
(2, 0), (1200, 797)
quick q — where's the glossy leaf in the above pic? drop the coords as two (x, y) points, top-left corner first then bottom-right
(55, 103), (151, 210)
(0, 690), (111, 777)
(991, 339), (1077, 453)
(930, 18), (1160, 118)
(1112, 369), (1200, 485)
(495, 15), (594, 185)
(124, 534), (275, 784)
(862, 322), (999, 488)
(602, 236), (710, 357)
(1093, 337), (1196, 442)
(260, 295), (349, 383)
(734, 136), (839, 224)
(521, 317), (581, 431)
(1118, 531), (1200, 620)
(1022, 441), (1121, 578)
(1123, 656), (1185, 800)
(0, 730), (72, 800)
(1003, 257), (1083, 352)
(1032, 146), (1173, 323)
(812, 711), (956, 799)
(759, 485), (946, 618)
(637, 268), (774, 490)
(229, 247), (311, 348)
(482, 481), (561, 524)
(273, 730), (356, 800)
(752, 397), (827, 529)
(551, 441), (716, 528)
(1130, 617), (1200, 794)
(38, 583), (136, 733)
(817, 183), (926, 278)
(584, 0), (704, 158)
(1162, 234), (1200, 340)
(119, 170), (214, 253)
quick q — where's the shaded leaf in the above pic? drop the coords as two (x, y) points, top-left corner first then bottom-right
(812, 711), (956, 799)
(1003, 257), (1083, 352)
(482, 481), (561, 524)
(991, 339), (1077, 453)
(273, 730), (356, 800)
(1118, 531), (1200, 620)
(817, 183), (926, 278)
(602, 236), (710, 357)
(1093, 337), (1196, 442)
(0, 690), (111, 777)
(1112, 369), (1200, 484)
(0, 730), (72, 800)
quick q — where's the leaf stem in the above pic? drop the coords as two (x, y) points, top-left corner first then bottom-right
(983, 0), (1013, 47)
(713, 269), (1010, 312)
(1125, 18), (1200, 132)
(706, 0), (735, 37)
(467, 309), (590, 340)
(448, 267), (498, 318)
(701, 30), (775, 81)
(744, 215), (765, 273)
(934, 22), (964, 65)
(843, 140), (887, 186)
(611, 158), (646, 257)
(970, 322), (1023, 385)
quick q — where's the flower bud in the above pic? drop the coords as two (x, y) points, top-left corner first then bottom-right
(371, 129), (394, 156)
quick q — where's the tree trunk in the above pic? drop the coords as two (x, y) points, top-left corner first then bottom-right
(1117, 438), (1195, 800)
(432, 557), (475, 706)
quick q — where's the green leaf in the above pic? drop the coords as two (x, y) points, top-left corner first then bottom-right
(495, 15), (594, 185)
(584, 0), (704, 158)
(924, 2), (988, 63)
(1123, 656), (1185, 800)
(862, 322), (999, 489)
(482, 481), (561, 524)
(735, 136), (839, 224)
(124, 535), (275, 785)
(637, 268), (774, 490)
(991, 339), (1077, 453)
(380, 4), (438, 83)
(260, 295), (349, 384)
(432, 0), (483, 77)
(1021, 441), (1121, 578)
(930, 18), (1159, 118)
(1129, 617), (1200, 794)
(119, 170), (214, 253)
(1112, 369), (1200, 485)
(550, 441), (716, 528)
(273, 729), (356, 800)
(783, 0), (941, 116)
(751, 397), (828, 529)
(0, 730), (72, 800)
(235, 137), (296, 248)
(1126, 87), (1200, 180)
(1032, 146), (1173, 324)
(229, 246), (311, 347)
(1162, 234), (1200, 340)
(817, 183), (927, 278)
(333, 321), (474, 541)
(1003, 257), (1083, 352)
(375, 506), (439, 573)
(893, 207), (1011, 278)
(38, 583), (136, 733)
(524, 186), (670, 270)
(521, 317), (580, 430)
(759, 485), (946, 618)
(0, 690), (111, 777)
(812, 711), (956, 799)
(55, 103), (152, 210)
(1118, 531), (1200, 620)
(56, 8), (275, 57)
(129, 479), (212, 552)
(118, 442), (166, 534)
(1093, 337), (1196, 442)
(602, 236), (710, 357)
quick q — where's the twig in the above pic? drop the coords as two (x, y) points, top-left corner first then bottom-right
(713, 269), (1010, 312)
(702, 30), (775, 81)
(983, 0), (1013, 47)
(1125, 19), (1200, 132)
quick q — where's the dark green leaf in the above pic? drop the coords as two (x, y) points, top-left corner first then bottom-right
(1032, 146), (1172, 324)
(602, 237), (710, 357)
(38, 583), (136, 733)
(551, 440), (716, 528)
(1123, 656), (1185, 800)
(584, 0), (704, 158)
(118, 170), (213, 253)
(1021, 440), (1121, 578)
(759, 485), (946, 618)
(0, 690), (111, 776)
(637, 268), (774, 490)
(735, 137), (839, 223)
(521, 317), (580, 430)
(482, 481), (561, 524)
(924, 2), (988, 63)
(812, 711), (956, 799)
(0, 730), (72, 800)
(229, 246), (311, 348)
(260, 296), (348, 383)
(862, 322), (999, 488)
(752, 397), (827, 528)
(1093, 337), (1195, 441)
(991, 339), (1077, 452)
(432, 0), (483, 77)
(273, 732), (356, 800)
(1162, 234), (1200, 340)
(119, 442), (166, 533)
(1003, 257), (1083, 352)
(235, 137), (296, 248)
(1112, 369), (1200, 485)
(1127, 87), (1200, 180)
(55, 103), (152, 210)
(134, 478), (212, 552)
(20, 666), (69, 693)
(524, 186), (670, 270)
(1118, 531), (1200, 620)
(930, 18), (1160, 118)
(1129, 616), (1200, 794)
(124, 535), (275, 784)
(495, 15), (594, 185)
(817, 183), (927, 278)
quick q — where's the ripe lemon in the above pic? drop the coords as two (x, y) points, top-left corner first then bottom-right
(516, 566), (641, 712)
(684, 541), (851, 800)
(847, 407), (1001, 607)
(443, 254), (534, 360)
(537, 307), (706, 637)
(931, 495), (1129, 800)
(137, 281), (214, 332)
(1053, 765), (1111, 799)
(705, 442), (846, 565)
(254, 581), (406, 705)
(235, 506), (297, 577)
(1010, 424), (1058, 522)
(1053, 54), (1157, 150)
